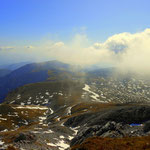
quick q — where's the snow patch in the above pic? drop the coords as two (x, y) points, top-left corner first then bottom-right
(21, 102), (24, 106)
(47, 143), (56, 147)
(0, 117), (7, 121)
(49, 108), (54, 114)
(59, 135), (65, 139)
(10, 100), (15, 104)
(57, 140), (70, 150)
(43, 130), (53, 133)
(68, 136), (74, 140)
(45, 92), (49, 95)
(27, 101), (31, 104)
(67, 107), (72, 115)
(0, 140), (4, 145)
(47, 140), (69, 150)
(83, 84), (101, 101)
(58, 93), (63, 96)
(70, 126), (80, 135)
(1, 129), (8, 132)
(14, 105), (48, 110)
(83, 84), (91, 92)
(17, 94), (21, 99)
(43, 99), (49, 105)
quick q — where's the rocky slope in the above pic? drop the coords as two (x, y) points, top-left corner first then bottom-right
(65, 105), (150, 146)
(1, 61), (150, 149)
(1, 102), (150, 150)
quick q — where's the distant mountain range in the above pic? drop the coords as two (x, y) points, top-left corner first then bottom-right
(0, 69), (11, 77)
(0, 60), (85, 102)
(0, 62), (31, 70)
(1, 60), (150, 105)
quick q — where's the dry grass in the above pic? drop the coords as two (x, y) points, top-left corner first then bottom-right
(61, 102), (124, 121)
(71, 102), (117, 114)
(6, 146), (18, 150)
(71, 136), (150, 150)
(0, 105), (46, 130)
(0, 104), (47, 144)
(0, 122), (38, 143)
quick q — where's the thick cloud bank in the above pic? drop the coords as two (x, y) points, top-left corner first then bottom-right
(1, 28), (150, 74)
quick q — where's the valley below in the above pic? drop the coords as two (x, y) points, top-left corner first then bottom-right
(1, 61), (150, 150)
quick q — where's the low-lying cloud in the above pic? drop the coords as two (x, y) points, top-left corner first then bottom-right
(1, 28), (150, 74)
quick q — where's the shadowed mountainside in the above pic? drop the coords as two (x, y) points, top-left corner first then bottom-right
(0, 61), (79, 102)
(0, 69), (11, 77)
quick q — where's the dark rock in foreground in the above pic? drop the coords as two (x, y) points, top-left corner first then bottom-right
(64, 105), (150, 146)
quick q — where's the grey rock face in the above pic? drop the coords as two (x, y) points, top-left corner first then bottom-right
(65, 105), (150, 146)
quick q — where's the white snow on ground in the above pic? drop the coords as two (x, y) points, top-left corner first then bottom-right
(43, 99), (49, 104)
(0, 140), (4, 145)
(83, 84), (91, 92)
(27, 101), (31, 104)
(36, 101), (39, 104)
(31, 131), (41, 134)
(83, 84), (99, 101)
(47, 143), (56, 147)
(40, 96), (44, 99)
(60, 122), (64, 126)
(67, 107), (72, 115)
(55, 117), (61, 121)
(0, 139), (6, 150)
(10, 100), (15, 104)
(70, 126), (80, 135)
(58, 93), (63, 96)
(45, 92), (49, 95)
(21, 102), (25, 106)
(57, 140), (69, 150)
(39, 116), (47, 124)
(32, 129), (53, 134)
(17, 94), (21, 99)
(47, 140), (69, 150)
(59, 135), (65, 139)
(34, 127), (43, 130)
(23, 120), (28, 125)
(14, 112), (18, 116)
(49, 108), (54, 114)
(14, 105), (48, 110)
(1, 129), (8, 132)
(68, 136), (74, 140)
(83, 84), (106, 102)
(43, 130), (53, 133)
(90, 95), (98, 100)
(0, 117), (7, 121)
(7, 114), (17, 117)
(28, 97), (32, 100)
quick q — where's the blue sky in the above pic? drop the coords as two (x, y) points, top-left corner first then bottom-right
(0, 0), (150, 44)
(1, 0), (150, 70)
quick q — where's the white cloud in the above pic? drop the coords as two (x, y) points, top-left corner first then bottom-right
(1, 28), (150, 74)
(0, 46), (14, 51)
(53, 42), (65, 47)
(25, 46), (35, 49)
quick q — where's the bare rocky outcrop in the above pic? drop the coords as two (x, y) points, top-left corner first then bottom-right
(65, 105), (150, 146)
